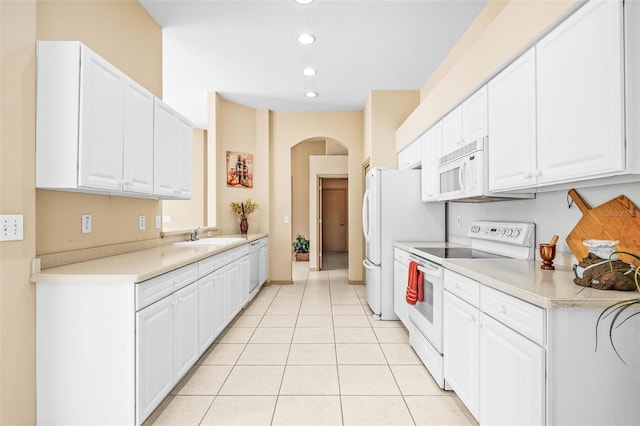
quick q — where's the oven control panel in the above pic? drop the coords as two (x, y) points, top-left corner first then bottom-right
(467, 221), (535, 247)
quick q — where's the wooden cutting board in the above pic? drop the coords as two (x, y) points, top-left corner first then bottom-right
(566, 189), (640, 264)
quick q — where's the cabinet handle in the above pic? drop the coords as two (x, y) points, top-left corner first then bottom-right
(523, 172), (532, 179)
(499, 305), (507, 314)
(534, 170), (543, 177)
(469, 315), (476, 323)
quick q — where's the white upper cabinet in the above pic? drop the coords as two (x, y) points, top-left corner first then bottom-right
(421, 122), (442, 202)
(535, 0), (624, 185)
(36, 41), (192, 200)
(442, 86), (488, 156)
(398, 137), (422, 170)
(154, 99), (193, 199)
(488, 48), (538, 191)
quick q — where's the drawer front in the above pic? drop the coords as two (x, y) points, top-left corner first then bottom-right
(198, 253), (226, 278)
(136, 273), (175, 310)
(444, 269), (480, 307)
(394, 248), (410, 265)
(481, 285), (545, 345)
(172, 263), (199, 291)
(237, 244), (250, 257)
(226, 247), (240, 263)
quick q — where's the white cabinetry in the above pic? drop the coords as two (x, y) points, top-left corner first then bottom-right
(421, 122), (442, 202)
(212, 267), (228, 338)
(398, 137), (422, 170)
(172, 282), (200, 381)
(443, 269), (545, 424)
(536, 0), (624, 185)
(154, 99), (193, 199)
(393, 248), (410, 326)
(488, 49), (537, 191)
(239, 255), (250, 307)
(136, 296), (173, 425)
(259, 242), (268, 285)
(123, 79), (155, 194)
(198, 273), (216, 355)
(441, 86), (487, 156)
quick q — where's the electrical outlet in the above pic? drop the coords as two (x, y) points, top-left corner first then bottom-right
(155, 216), (162, 229)
(139, 215), (146, 231)
(81, 214), (92, 234)
(0, 214), (24, 241)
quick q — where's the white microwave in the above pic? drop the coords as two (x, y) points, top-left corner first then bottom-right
(437, 137), (534, 202)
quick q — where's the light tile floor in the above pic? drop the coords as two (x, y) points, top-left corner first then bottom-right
(145, 253), (476, 426)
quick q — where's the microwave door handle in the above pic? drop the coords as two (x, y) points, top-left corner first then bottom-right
(458, 159), (466, 192)
(362, 189), (371, 242)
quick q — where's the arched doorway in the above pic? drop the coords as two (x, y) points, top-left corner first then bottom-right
(290, 138), (348, 273)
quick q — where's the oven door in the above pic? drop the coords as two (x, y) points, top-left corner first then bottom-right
(408, 259), (444, 353)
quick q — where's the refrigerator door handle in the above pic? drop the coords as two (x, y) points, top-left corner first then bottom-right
(362, 259), (377, 270)
(362, 189), (371, 242)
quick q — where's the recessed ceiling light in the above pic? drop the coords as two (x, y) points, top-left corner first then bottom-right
(295, 0), (314, 4)
(303, 67), (317, 77)
(305, 91), (318, 98)
(297, 33), (315, 45)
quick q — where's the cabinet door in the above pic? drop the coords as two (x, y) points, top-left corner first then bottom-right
(174, 115), (193, 199)
(441, 106), (462, 156)
(225, 262), (241, 320)
(479, 313), (545, 426)
(238, 255), (250, 308)
(488, 48), (537, 191)
(461, 86), (488, 144)
(212, 268), (228, 338)
(536, 0), (624, 185)
(398, 138), (421, 170)
(153, 100), (176, 197)
(198, 275), (215, 355)
(173, 282), (199, 381)
(421, 122), (442, 202)
(78, 47), (125, 191)
(136, 297), (173, 425)
(260, 244), (268, 285)
(443, 291), (479, 420)
(393, 259), (409, 326)
(123, 80), (154, 194)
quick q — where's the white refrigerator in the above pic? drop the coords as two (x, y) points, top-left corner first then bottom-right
(362, 168), (445, 320)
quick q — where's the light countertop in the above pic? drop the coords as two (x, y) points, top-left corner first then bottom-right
(394, 241), (638, 309)
(32, 233), (268, 284)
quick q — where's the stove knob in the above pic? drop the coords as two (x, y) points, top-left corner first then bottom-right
(512, 228), (521, 237)
(471, 225), (479, 233)
(505, 228), (513, 236)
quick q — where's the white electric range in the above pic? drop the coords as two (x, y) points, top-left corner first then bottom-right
(397, 221), (535, 389)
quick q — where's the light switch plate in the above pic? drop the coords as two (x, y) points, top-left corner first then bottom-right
(0, 214), (24, 241)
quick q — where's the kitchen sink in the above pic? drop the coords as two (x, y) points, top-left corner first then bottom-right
(172, 237), (246, 247)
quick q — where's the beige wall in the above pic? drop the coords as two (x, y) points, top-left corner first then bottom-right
(1, 2), (37, 423)
(270, 111), (364, 284)
(291, 140), (327, 242)
(213, 97), (270, 235)
(163, 129), (207, 232)
(396, 0), (580, 150)
(364, 90), (419, 165)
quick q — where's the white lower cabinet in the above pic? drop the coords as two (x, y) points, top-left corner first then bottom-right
(36, 238), (267, 426)
(479, 312), (545, 426)
(443, 270), (544, 425)
(259, 243), (268, 285)
(392, 248), (410, 326)
(136, 296), (173, 425)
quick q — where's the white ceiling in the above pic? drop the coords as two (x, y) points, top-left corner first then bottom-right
(138, 0), (488, 129)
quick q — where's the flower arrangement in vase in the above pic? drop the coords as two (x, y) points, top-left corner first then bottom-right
(230, 199), (258, 234)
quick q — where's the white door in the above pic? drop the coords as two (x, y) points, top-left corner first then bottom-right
(173, 282), (199, 381)
(363, 260), (381, 318)
(212, 268), (228, 338)
(443, 291), (479, 420)
(461, 86), (488, 144)
(238, 255), (250, 308)
(123, 79), (154, 194)
(260, 244), (268, 285)
(536, 0), (624, 185)
(488, 48), (537, 191)
(393, 259), (409, 326)
(421, 122), (442, 202)
(78, 47), (125, 191)
(441, 106), (462, 156)
(479, 313), (545, 426)
(225, 261), (241, 320)
(198, 275), (215, 355)
(153, 99), (176, 197)
(174, 115), (193, 199)
(136, 297), (173, 425)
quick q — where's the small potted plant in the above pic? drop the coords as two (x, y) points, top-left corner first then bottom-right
(230, 199), (258, 234)
(292, 235), (310, 261)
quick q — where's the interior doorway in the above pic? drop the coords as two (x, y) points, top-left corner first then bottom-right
(319, 177), (348, 270)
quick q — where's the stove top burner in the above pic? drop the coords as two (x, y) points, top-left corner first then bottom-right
(415, 247), (508, 260)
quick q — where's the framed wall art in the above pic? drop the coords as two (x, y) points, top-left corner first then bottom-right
(226, 151), (253, 188)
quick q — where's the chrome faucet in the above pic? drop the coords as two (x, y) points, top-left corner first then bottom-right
(190, 226), (201, 241)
